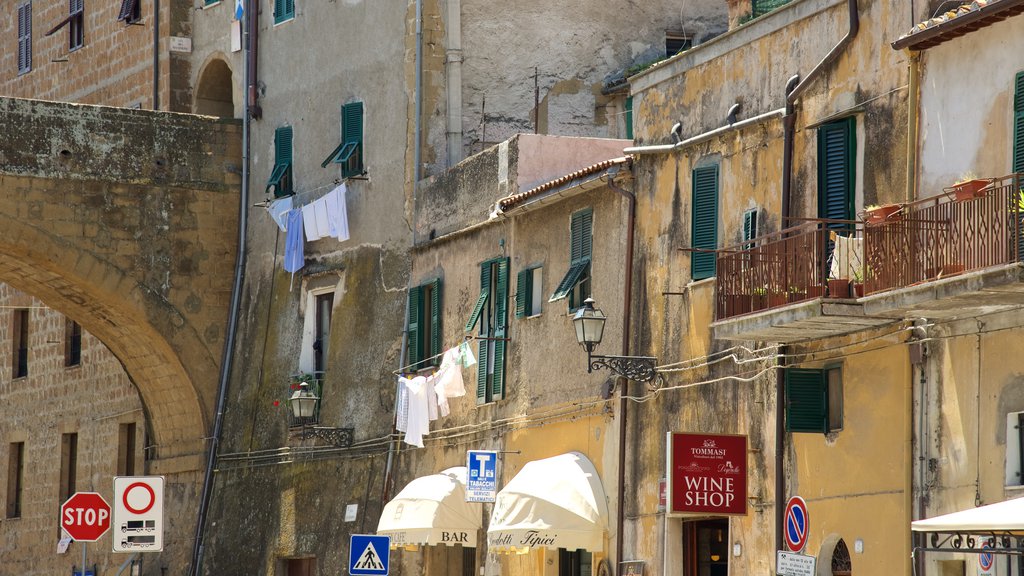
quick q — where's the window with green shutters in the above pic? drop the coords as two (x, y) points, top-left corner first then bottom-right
(785, 366), (843, 434)
(267, 126), (294, 198)
(742, 208), (758, 250)
(406, 279), (442, 370)
(624, 97), (634, 140)
(274, 0), (295, 24)
(550, 209), (592, 309)
(817, 117), (856, 223)
(1013, 72), (1024, 174)
(691, 165), (719, 280)
(515, 266), (542, 318)
(466, 258), (509, 404)
(322, 102), (365, 178)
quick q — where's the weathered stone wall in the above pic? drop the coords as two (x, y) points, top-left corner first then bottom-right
(0, 286), (154, 576)
(0, 0), (190, 112)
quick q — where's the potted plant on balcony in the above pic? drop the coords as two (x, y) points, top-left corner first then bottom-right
(944, 172), (992, 202)
(860, 203), (904, 226)
(751, 286), (769, 310)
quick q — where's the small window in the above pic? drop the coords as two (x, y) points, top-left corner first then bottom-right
(6, 442), (24, 518)
(274, 0), (295, 24)
(1013, 71), (1024, 174)
(284, 557), (316, 576)
(786, 366), (843, 434)
(69, 0), (83, 50)
(12, 309), (28, 379)
(1006, 411), (1024, 486)
(624, 96), (634, 140)
(515, 266), (542, 318)
(17, 2), (31, 75)
(59, 433), (78, 503)
(407, 279), (442, 370)
(117, 0), (141, 24)
(665, 32), (692, 57)
(466, 259), (509, 404)
(117, 422), (137, 476)
(313, 293), (333, 374)
(267, 126), (294, 198)
(691, 165), (719, 280)
(742, 208), (758, 249)
(65, 318), (81, 367)
(550, 209), (593, 308)
(322, 102), (365, 178)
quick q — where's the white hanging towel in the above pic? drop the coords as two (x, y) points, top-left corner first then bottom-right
(437, 347), (467, 398)
(266, 196), (293, 232)
(395, 380), (410, 432)
(325, 183), (351, 241)
(401, 376), (430, 448)
(302, 202), (322, 241)
(434, 376), (450, 418)
(459, 340), (477, 368)
(313, 196), (330, 238)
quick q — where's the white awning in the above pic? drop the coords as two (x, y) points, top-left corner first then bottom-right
(377, 467), (481, 547)
(912, 497), (1024, 534)
(487, 452), (608, 553)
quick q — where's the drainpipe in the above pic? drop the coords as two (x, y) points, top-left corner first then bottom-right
(905, 52), (920, 203)
(607, 175), (635, 570)
(776, 0), (859, 554)
(247, 0), (262, 119)
(187, 0), (251, 573)
(152, 0), (159, 110)
(414, 0), (423, 188)
(782, 0), (859, 219)
(445, 0), (464, 167)
(381, 294), (412, 503)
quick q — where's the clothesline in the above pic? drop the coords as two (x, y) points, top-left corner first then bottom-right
(254, 179), (344, 208)
(390, 334), (509, 376)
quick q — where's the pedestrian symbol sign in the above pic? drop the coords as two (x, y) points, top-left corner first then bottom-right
(350, 534), (390, 575)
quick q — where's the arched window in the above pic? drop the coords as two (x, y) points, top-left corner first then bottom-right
(194, 59), (235, 118)
(831, 538), (852, 576)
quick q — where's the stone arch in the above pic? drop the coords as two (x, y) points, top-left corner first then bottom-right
(195, 56), (236, 118)
(816, 534), (853, 576)
(0, 221), (210, 462)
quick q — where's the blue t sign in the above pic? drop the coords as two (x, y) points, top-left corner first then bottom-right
(466, 450), (498, 503)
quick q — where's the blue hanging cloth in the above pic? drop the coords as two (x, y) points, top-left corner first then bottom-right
(284, 208), (304, 276)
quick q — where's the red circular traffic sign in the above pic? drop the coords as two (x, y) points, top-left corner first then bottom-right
(784, 496), (809, 552)
(61, 492), (111, 542)
(122, 482), (156, 514)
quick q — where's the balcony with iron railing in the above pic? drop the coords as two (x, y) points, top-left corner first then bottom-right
(711, 174), (1024, 342)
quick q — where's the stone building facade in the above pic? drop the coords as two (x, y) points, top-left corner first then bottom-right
(0, 285), (145, 576)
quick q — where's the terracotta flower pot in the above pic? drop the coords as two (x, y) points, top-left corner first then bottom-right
(852, 282), (864, 297)
(828, 278), (850, 298)
(946, 179), (992, 202)
(863, 204), (903, 226)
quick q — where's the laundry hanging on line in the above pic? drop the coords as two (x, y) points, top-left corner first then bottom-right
(395, 341), (478, 448)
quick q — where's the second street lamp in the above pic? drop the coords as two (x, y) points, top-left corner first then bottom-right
(572, 298), (660, 384)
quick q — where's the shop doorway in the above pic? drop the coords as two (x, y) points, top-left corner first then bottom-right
(683, 518), (729, 576)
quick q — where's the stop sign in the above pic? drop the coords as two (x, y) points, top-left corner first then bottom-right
(61, 492), (111, 542)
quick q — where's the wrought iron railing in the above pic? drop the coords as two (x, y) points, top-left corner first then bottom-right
(716, 174), (1024, 321)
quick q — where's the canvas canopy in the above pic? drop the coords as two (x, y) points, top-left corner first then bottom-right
(487, 452), (608, 553)
(377, 466), (480, 547)
(912, 496), (1024, 535)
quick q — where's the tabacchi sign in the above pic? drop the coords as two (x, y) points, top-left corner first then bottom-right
(667, 432), (747, 516)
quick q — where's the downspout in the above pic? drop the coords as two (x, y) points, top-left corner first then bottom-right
(607, 175), (635, 571)
(152, 0), (159, 110)
(414, 0), (423, 188)
(445, 0), (464, 167)
(187, 0), (251, 573)
(905, 52), (920, 203)
(776, 0), (859, 552)
(247, 0), (262, 119)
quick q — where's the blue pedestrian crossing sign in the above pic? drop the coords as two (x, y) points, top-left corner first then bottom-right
(466, 450), (498, 502)
(350, 534), (390, 575)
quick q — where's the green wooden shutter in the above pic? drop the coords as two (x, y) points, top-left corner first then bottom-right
(515, 268), (532, 318)
(570, 209), (593, 263)
(430, 279), (441, 366)
(274, 0), (294, 23)
(465, 265), (491, 331)
(1013, 72), (1024, 174)
(691, 165), (719, 280)
(817, 118), (855, 223)
(276, 126), (293, 165)
(491, 258), (509, 400)
(743, 209), (757, 243)
(476, 335), (488, 404)
(406, 286), (422, 370)
(624, 96), (634, 140)
(475, 262), (493, 404)
(343, 102), (364, 145)
(785, 368), (828, 433)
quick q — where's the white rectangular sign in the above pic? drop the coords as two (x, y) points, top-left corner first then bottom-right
(777, 551), (816, 576)
(466, 450), (498, 502)
(112, 476), (164, 553)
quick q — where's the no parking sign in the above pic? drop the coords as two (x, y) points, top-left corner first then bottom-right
(784, 496), (809, 553)
(978, 538), (994, 575)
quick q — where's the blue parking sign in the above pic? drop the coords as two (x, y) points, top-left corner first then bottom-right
(466, 450), (497, 503)
(350, 534), (389, 576)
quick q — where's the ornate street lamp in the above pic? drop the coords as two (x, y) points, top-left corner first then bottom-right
(572, 298), (659, 384)
(289, 382), (320, 419)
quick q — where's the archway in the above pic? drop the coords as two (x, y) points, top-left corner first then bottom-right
(195, 58), (236, 118)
